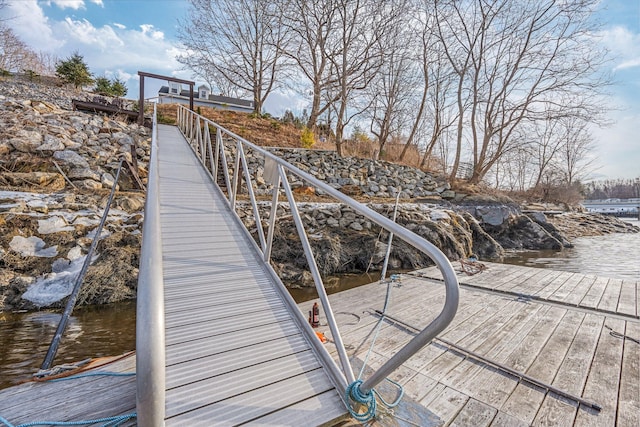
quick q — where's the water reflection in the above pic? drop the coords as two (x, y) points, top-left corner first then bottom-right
(0, 302), (136, 389)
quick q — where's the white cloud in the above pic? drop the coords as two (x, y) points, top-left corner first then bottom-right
(90, 0), (104, 6)
(590, 109), (640, 179)
(113, 22), (126, 30)
(4, 0), (64, 51)
(597, 25), (640, 71)
(48, 0), (86, 10)
(140, 24), (165, 41)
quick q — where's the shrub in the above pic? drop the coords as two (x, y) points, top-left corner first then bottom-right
(56, 51), (94, 89)
(300, 127), (315, 148)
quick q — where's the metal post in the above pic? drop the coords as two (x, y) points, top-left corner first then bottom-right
(279, 166), (356, 384)
(138, 76), (144, 125)
(42, 160), (124, 370)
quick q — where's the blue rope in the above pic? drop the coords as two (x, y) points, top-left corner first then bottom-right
(49, 372), (135, 382)
(345, 276), (405, 422)
(0, 413), (136, 427)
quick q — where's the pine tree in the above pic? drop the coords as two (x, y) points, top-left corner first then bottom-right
(55, 51), (93, 89)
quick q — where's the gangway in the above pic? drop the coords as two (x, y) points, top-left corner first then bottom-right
(136, 105), (460, 425)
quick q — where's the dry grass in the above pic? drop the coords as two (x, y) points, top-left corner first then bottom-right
(155, 103), (440, 174)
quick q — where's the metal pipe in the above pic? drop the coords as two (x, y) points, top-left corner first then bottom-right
(380, 193), (401, 282)
(279, 166), (356, 384)
(264, 173), (281, 262)
(372, 310), (602, 411)
(136, 104), (166, 426)
(41, 159), (124, 371)
(238, 143), (267, 252)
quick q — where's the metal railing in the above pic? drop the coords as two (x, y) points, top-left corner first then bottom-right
(136, 103), (166, 426)
(175, 105), (460, 396)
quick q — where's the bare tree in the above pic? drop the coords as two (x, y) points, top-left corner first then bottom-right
(0, 26), (39, 72)
(434, 0), (609, 183)
(326, 0), (398, 156)
(177, 0), (287, 114)
(280, 0), (339, 129)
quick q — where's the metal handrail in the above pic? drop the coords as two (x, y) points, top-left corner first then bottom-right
(136, 103), (166, 426)
(175, 105), (459, 395)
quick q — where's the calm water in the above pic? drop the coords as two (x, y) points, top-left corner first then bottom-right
(502, 218), (640, 281)
(1, 220), (638, 389)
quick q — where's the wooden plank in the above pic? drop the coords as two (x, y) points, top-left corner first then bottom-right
(617, 279), (637, 317)
(597, 278), (622, 314)
(500, 309), (581, 425)
(420, 385), (469, 425)
(489, 411), (530, 427)
(548, 273), (591, 304)
(449, 398), (497, 427)
(494, 267), (546, 292)
(454, 305), (550, 408)
(532, 313), (604, 426)
(561, 275), (597, 306)
(503, 268), (554, 295)
(534, 271), (575, 300)
(573, 318), (625, 427)
(616, 321), (640, 427)
(578, 276), (609, 309)
(508, 269), (564, 298)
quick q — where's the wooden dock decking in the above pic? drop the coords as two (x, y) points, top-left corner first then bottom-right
(0, 353), (137, 426)
(301, 262), (639, 426)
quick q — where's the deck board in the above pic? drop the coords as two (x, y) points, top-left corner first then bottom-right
(0, 354), (136, 426)
(300, 262), (639, 426)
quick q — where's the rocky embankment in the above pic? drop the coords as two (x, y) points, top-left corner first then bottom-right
(1, 79), (148, 311)
(0, 79), (637, 310)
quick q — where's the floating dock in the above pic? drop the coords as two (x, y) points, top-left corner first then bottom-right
(300, 262), (639, 426)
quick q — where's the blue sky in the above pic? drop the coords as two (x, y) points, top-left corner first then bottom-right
(1, 0), (638, 180)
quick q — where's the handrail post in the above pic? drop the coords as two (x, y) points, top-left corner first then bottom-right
(136, 103), (166, 426)
(279, 166), (356, 384)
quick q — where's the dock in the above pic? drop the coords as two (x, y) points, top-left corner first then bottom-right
(300, 262), (639, 426)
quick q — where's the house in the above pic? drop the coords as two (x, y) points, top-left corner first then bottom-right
(158, 83), (254, 113)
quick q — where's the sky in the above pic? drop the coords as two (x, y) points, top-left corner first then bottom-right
(0, 0), (638, 181)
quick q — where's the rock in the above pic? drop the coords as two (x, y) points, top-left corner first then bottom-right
(68, 167), (101, 181)
(37, 134), (65, 151)
(76, 179), (102, 190)
(475, 206), (515, 226)
(101, 172), (117, 189)
(9, 129), (43, 152)
(440, 190), (456, 199)
(54, 150), (90, 168)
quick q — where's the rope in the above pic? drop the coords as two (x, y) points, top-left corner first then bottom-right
(0, 413), (136, 427)
(49, 372), (135, 382)
(345, 275), (405, 422)
(605, 324), (640, 344)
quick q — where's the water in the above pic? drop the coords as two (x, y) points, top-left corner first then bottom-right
(1, 221), (638, 389)
(502, 218), (640, 281)
(0, 302), (136, 389)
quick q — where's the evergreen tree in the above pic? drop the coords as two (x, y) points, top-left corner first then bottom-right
(94, 76), (112, 95)
(55, 51), (93, 89)
(110, 77), (127, 97)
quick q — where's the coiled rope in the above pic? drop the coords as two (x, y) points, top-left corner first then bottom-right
(0, 413), (136, 427)
(345, 275), (405, 422)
